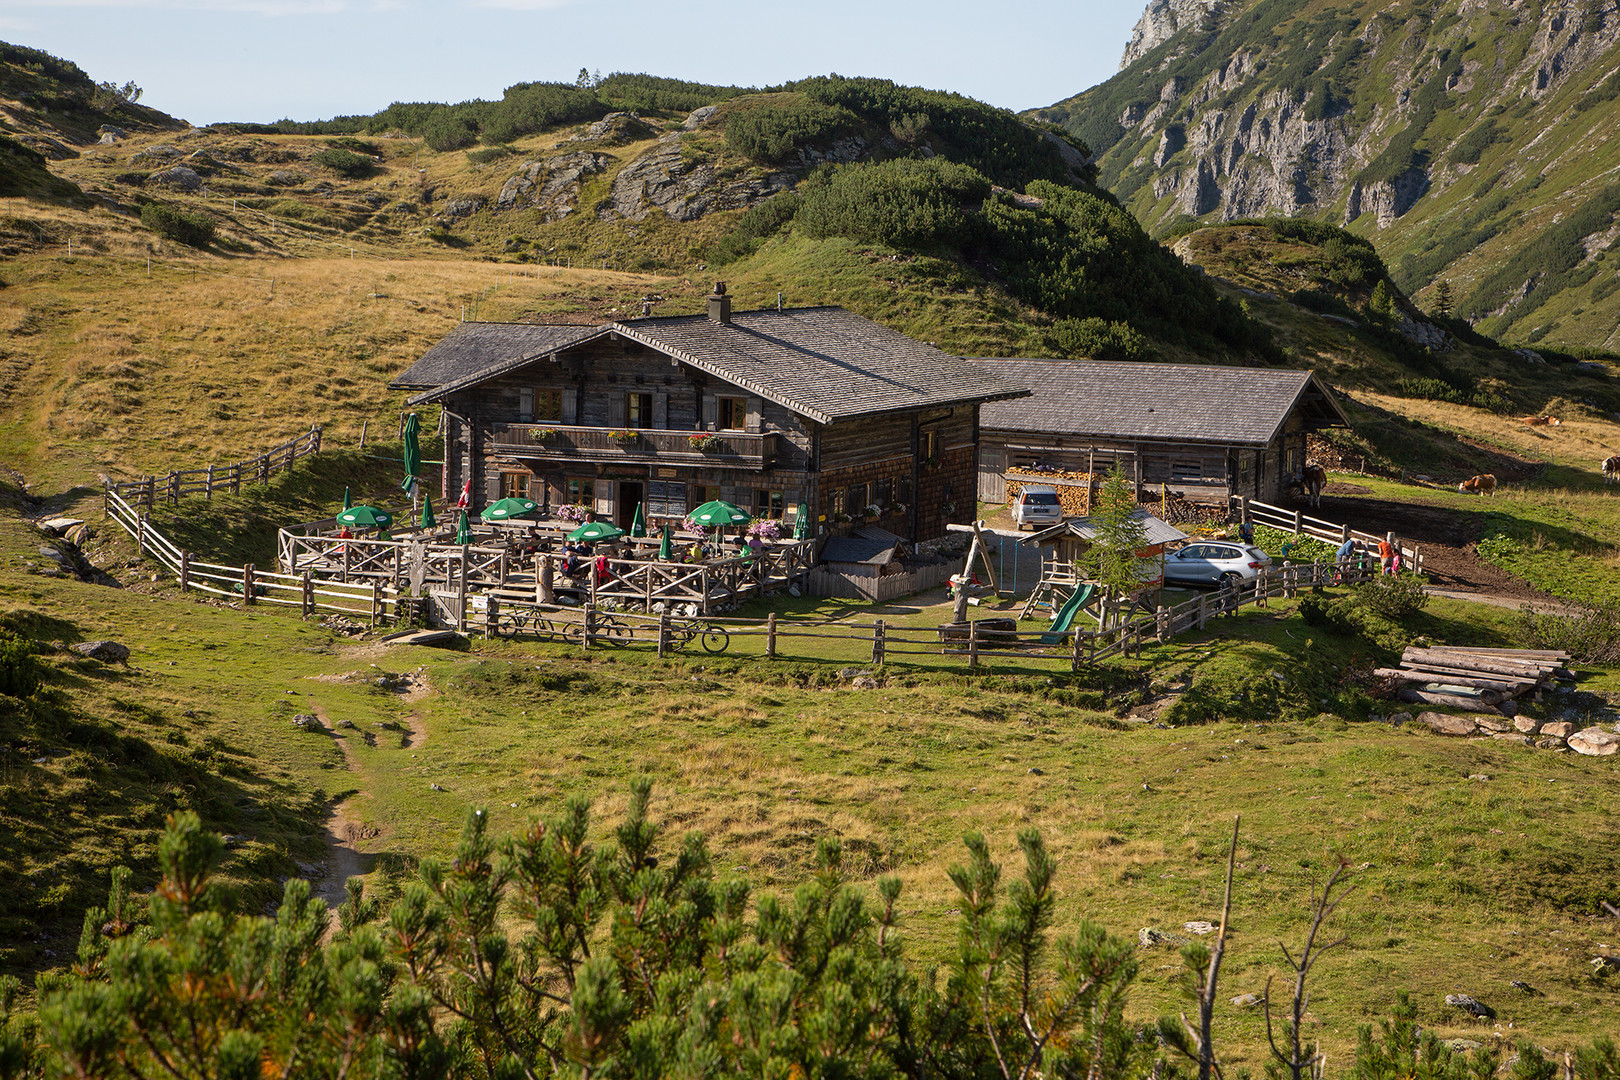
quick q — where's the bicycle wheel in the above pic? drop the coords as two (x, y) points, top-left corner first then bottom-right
(700, 625), (730, 653)
(561, 621), (585, 644)
(602, 618), (633, 645)
(494, 613), (523, 639)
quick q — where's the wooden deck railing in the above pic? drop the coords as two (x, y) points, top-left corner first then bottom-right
(490, 423), (774, 469)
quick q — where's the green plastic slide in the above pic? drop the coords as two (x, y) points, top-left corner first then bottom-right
(1040, 584), (1095, 645)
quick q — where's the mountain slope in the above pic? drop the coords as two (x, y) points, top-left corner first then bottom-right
(1036, 0), (1620, 351)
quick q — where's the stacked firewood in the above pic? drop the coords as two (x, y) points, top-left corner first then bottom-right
(1005, 471), (1098, 517)
(1375, 646), (1571, 713)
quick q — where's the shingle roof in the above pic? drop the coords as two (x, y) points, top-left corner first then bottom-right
(1021, 510), (1190, 547)
(971, 358), (1349, 447)
(397, 308), (1028, 423)
(392, 322), (606, 390)
(821, 534), (899, 565)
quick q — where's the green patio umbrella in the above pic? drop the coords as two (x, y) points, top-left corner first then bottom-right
(568, 520), (626, 543)
(419, 494), (436, 530)
(341, 486), (352, 512)
(658, 523), (673, 561)
(687, 499), (751, 528)
(792, 503), (810, 540)
(337, 505), (393, 529)
(455, 510), (472, 545)
(629, 502), (646, 538)
(400, 413), (422, 497)
(480, 496), (539, 522)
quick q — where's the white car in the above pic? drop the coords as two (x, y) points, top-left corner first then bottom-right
(1012, 484), (1064, 529)
(1163, 542), (1272, 587)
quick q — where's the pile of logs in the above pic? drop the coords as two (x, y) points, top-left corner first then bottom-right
(1376, 646), (1572, 714)
(1005, 471), (1099, 517)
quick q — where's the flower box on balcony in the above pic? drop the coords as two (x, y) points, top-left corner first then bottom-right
(606, 429), (638, 443)
(687, 433), (720, 451)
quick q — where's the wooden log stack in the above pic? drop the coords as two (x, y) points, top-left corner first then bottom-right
(1376, 646), (1570, 715)
(1005, 471), (1099, 517)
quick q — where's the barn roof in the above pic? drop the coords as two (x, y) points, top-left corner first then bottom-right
(395, 308), (1027, 424)
(970, 358), (1349, 447)
(392, 322), (606, 391)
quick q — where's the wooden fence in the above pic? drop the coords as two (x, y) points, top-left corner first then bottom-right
(808, 562), (956, 602)
(1234, 496), (1422, 574)
(105, 487), (399, 626)
(107, 426), (322, 510)
(480, 556), (1381, 669)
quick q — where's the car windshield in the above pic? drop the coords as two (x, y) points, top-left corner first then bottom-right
(1023, 493), (1060, 506)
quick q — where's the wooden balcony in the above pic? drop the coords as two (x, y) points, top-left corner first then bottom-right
(490, 423), (775, 470)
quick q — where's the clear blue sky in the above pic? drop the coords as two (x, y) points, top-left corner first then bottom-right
(1, 1), (1140, 126)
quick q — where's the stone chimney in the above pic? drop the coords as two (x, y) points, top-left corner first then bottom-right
(706, 281), (731, 324)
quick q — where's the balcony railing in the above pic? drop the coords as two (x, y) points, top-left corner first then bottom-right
(491, 423), (775, 470)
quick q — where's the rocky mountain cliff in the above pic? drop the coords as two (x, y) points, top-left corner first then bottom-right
(1037, 0), (1620, 352)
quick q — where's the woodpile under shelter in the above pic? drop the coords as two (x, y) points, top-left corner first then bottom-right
(394, 288), (1026, 542)
(970, 359), (1350, 506)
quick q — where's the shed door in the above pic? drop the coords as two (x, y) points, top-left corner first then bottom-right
(979, 445), (1007, 504)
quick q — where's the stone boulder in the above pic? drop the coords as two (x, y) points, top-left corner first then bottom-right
(267, 170), (303, 186)
(1491, 733), (1532, 746)
(1568, 727), (1620, 756)
(132, 144), (183, 163)
(436, 197), (484, 222)
(600, 133), (793, 223)
(682, 105), (719, 130)
(566, 111), (656, 146)
(496, 152), (611, 218)
(1513, 716), (1543, 735)
(1473, 715), (1514, 734)
(1541, 721), (1576, 739)
(147, 166), (202, 192)
(72, 641), (130, 663)
(1419, 712), (1477, 737)
(1445, 993), (1494, 1019)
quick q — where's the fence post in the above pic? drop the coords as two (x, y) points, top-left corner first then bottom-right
(135, 513), (147, 555)
(1340, 522), (1351, 545)
(1239, 496), (1250, 527)
(341, 543), (351, 583)
(301, 571), (313, 616)
(179, 551), (191, 593)
(168, 473), (179, 504)
(206, 464), (215, 499)
(1293, 509), (1302, 534)
(312, 425), (322, 453)
(243, 563), (256, 605)
(967, 621), (980, 669)
(231, 464), (241, 494)
(539, 556), (554, 604)
(582, 605), (595, 651)
(456, 553), (469, 632)
(484, 595), (498, 639)
(1071, 627), (1083, 671)
(657, 613), (669, 658)
(1156, 605), (1170, 643)
(1197, 592), (1208, 629)
(766, 612), (777, 659)
(872, 618), (885, 666)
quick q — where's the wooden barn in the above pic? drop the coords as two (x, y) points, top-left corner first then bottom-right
(393, 288), (1026, 542)
(970, 359), (1350, 505)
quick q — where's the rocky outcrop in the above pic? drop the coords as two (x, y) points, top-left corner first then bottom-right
(1121, 0), (1223, 69)
(496, 152), (612, 220)
(600, 134), (793, 223)
(565, 111), (657, 147)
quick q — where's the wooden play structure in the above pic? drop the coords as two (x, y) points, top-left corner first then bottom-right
(1016, 509), (1190, 627)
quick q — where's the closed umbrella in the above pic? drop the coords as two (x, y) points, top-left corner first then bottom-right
(420, 494), (436, 530)
(658, 523), (673, 561)
(793, 503), (810, 540)
(341, 486), (352, 512)
(455, 510), (472, 545)
(630, 502), (646, 538)
(337, 505), (393, 529)
(400, 413), (422, 499)
(568, 520), (626, 543)
(481, 497), (539, 522)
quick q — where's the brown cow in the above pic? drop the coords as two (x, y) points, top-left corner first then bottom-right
(1458, 473), (1498, 496)
(1603, 456), (1620, 485)
(1288, 461), (1328, 508)
(1521, 416), (1561, 426)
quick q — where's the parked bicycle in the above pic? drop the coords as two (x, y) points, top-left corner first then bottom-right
(492, 608), (576, 642)
(579, 612), (634, 646)
(667, 617), (730, 654)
